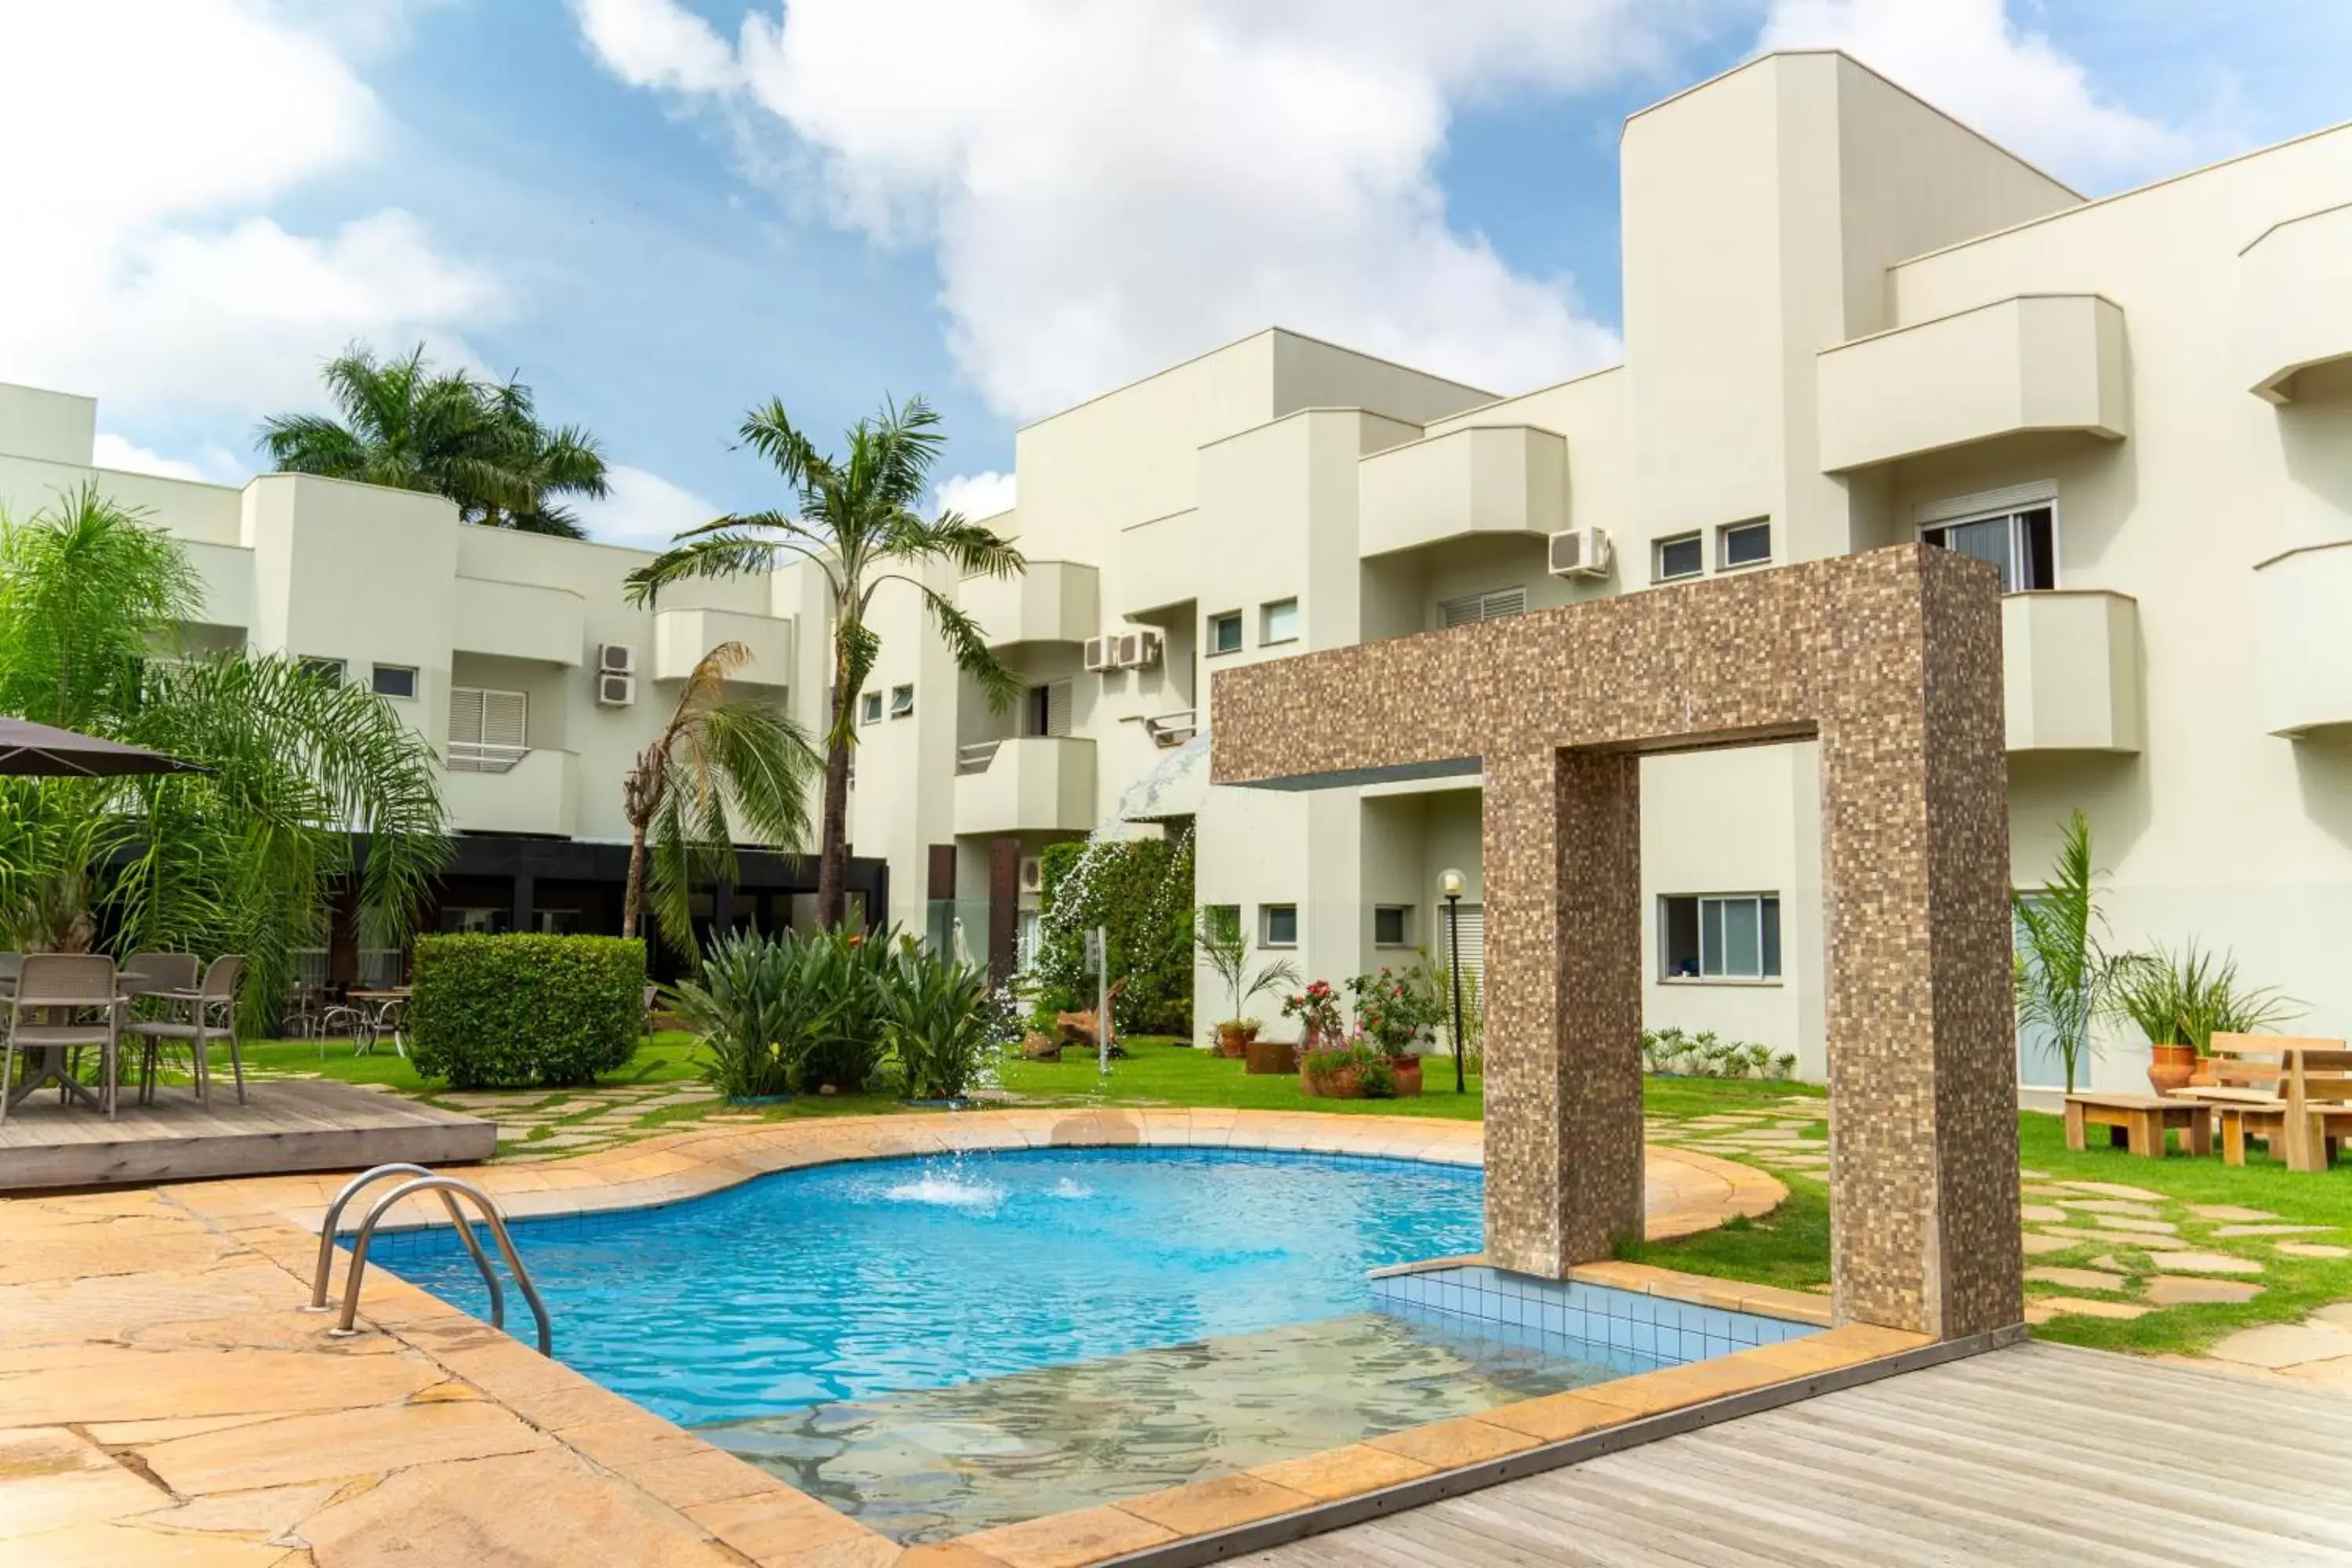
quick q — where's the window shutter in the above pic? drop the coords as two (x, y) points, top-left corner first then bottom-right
(481, 690), (528, 750)
(1438, 587), (1527, 629)
(447, 687), (484, 746)
(1044, 679), (1073, 738)
(1445, 903), (1484, 984)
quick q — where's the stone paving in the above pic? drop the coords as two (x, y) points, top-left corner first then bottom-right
(0, 1109), (1820, 1568)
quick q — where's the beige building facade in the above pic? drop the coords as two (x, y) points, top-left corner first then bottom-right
(9, 49), (2352, 1091)
(865, 50), (2352, 1093)
(0, 384), (884, 977)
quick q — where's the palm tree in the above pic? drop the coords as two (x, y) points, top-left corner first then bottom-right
(620, 641), (822, 951)
(624, 395), (1022, 928)
(256, 344), (608, 539)
(0, 485), (448, 1025)
(2013, 810), (2127, 1094)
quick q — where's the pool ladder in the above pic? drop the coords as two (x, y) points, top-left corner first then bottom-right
(305, 1163), (552, 1356)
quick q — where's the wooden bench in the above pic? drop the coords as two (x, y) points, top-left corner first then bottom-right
(2063, 1092), (2211, 1157)
(2173, 1035), (2352, 1172)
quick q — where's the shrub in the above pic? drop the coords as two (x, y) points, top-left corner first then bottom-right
(670, 927), (846, 1098)
(1035, 833), (1195, 1036)
(796, 927), (896, 1092)
(409, 934), (645, 1089)
(884, 943), (1011, 1100)
(1345, 966), (1445, 1055)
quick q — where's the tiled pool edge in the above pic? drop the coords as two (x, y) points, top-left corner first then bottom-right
(143, 1111), (1799, 1566)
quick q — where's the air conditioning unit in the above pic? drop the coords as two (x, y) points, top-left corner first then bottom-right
(597, 642), (636, 675)
(1116, 629), (1163, 670)
(1018, 855), (1044, 895)
(595, 671), (637, 708)
(1083, 635), (1117, 672)
(1548, 527), (1612, 579)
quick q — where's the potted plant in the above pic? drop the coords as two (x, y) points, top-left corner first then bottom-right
(1264, 979), (1342, 1075)
(2114, 942), (2299, 1093)
(1299, 1036), (1400, 1100)
(1196, 908), (1300, 1057)
(1344, 967), (1442, 1097)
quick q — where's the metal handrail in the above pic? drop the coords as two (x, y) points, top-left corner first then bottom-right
(309, 1163), (504, 1328)
(333, 1175), (552, 1356)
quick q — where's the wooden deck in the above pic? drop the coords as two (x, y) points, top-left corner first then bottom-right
(1243, 1341), (2352, 1566)
(0, 1080), (494, 1190)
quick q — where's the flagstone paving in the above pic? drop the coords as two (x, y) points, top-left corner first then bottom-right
(0, 1109), (1799, 1567)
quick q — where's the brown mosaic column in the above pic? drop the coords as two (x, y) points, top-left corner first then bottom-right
(1818, 554), (2019, 1338)
(1482, 746), (1646, 1276)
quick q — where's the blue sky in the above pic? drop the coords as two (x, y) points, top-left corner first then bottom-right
(4, 2), (2347, 545)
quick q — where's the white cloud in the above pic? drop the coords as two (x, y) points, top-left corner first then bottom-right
(577, 463), (724, 549)
(1758, 0), (2190, 187)
(574, 0), (743, 93)
(0, 1), (498, 419)
(91, 434), (207, 483)
(570, 0), (1693, 419)
(935, 470), (1016, 523)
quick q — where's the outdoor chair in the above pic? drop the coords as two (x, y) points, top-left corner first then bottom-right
(127, 955), (247, 1108)
(119, 953), (201, 1104)
(1, 954), (123, 1126)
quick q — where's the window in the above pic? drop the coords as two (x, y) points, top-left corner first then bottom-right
(1260, 903), (1298, 947)
(447, 687), (527, 772)
(1437, 586), (1527, 628)
(889, 683), (915, 718)
(1374, 905), (1411, 946)
(298, 655), (347, 686)
(1653, 533), (1703, 582)
(1920, 503), (2056, 593)
(1719, 518), (1772, 570)
(1025, 680), (1073, 738)
(1661, 894), (1781, 981)
(370, 664), (417, 699)
(860, 690), (884, 725)
(1261, 597), (1300, 645)
(1207, 611), (1243, 655)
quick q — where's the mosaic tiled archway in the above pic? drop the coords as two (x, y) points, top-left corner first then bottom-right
(1210, 545), (2019, 1340)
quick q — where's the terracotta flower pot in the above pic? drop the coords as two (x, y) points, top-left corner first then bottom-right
(2147, 1041), (2197, 1096)
(1215, 1022), (1250, 1057)
(1244, 1038), (1298, 1075)
(1299, 1064), (1363, 1099)
(2187, 1057), (2218, 1088)
(1386, 1057), (1424, 1098)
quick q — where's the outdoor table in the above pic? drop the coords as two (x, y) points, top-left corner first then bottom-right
(347, 988), (412, 1058)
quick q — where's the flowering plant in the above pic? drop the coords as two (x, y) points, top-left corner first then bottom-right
(1280, 978), (1345, 1040)
(1345, 966), (1446, 1058)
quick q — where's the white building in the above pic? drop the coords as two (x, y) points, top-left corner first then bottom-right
(9, 49), (2352, 1093)
(0, 382), (885, 982)
(856, 50), (2352, 1094)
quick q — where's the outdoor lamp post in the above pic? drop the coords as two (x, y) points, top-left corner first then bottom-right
(1439, 867), (1467, 1094)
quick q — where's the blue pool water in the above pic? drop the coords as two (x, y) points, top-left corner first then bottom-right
(373, 1146), (1488, 1428)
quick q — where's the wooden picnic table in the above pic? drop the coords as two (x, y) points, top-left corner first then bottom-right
(2171, 1035), (2352, 1171)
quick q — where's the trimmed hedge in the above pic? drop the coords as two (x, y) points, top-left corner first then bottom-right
(1035, 833), (1194, 1036)
(408, 933), (646, 1088)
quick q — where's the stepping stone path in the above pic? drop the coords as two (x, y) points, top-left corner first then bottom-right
(2147, 1277), (2261, 1306)
(2278, 1242), (2351, 1260)
(2026, 1266), (2129, 1291)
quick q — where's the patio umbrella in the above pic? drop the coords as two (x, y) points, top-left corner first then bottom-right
(0, 717), (199, 777)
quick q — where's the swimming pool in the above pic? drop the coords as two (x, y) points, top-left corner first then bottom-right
(371, 1145), (1740, 1540)
(374, 1145), (1496, 1425)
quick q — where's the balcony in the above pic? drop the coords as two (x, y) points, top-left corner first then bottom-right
(1115, 509), (1197, 616)
(452, 578), (585, 666)
(953, 736), (1096, 837)
(1817, 295), (2129, 472)
(652, 606), (793, 686)
(180, 539), (252, 633)
(2002, 591), (2142, 753)
(2255, 542), (2352, 735)
(2242, 204), (2352, 402)
(960, 560), (1099, 649)
(1357, 424), (1568, 559)
(441, 746), (580, 837)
